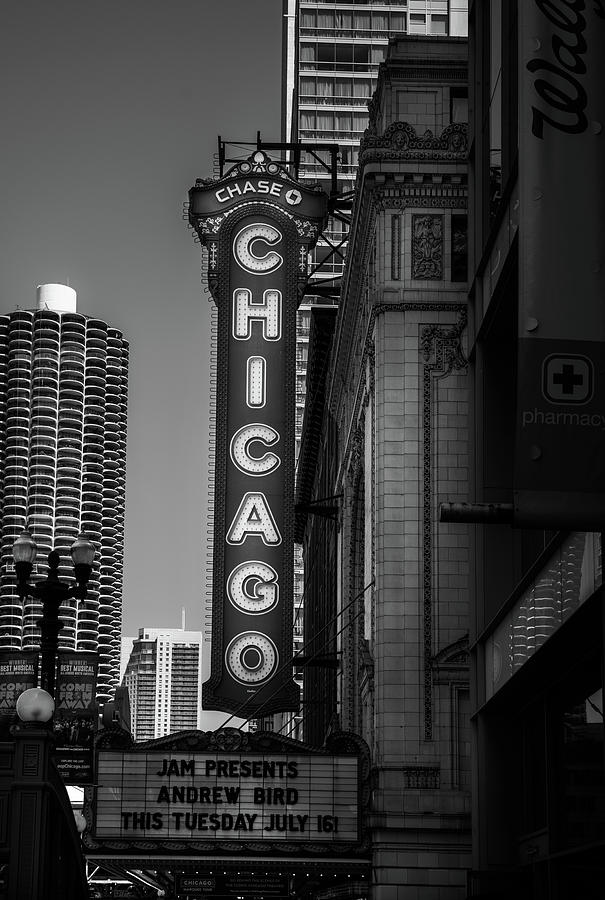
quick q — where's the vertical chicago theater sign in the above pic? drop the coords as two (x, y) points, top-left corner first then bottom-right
(515, 1), (605, 528)
(189, 152), (327, 714)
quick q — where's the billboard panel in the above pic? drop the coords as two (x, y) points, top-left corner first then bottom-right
(515, 2), (605, 527)
(0, 651), (38, 721)
(53, 652), (98, 784)
(189, 152), (327, 714)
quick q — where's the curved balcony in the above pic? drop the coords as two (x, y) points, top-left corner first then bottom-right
(35, 309), (61, 325)
(82, 451), (104, 467)
(6, 386), (32, 403)
(30, 405), (58, 422)
(84, 378), (107, 395)
(59, 351), (85, 370)
(56, 481), (82, 498)
(2, 516), (27, 533)
(32, 339), (60, 358)
(83, 400), (105, 416)
(59, 370), (85, 387)
(6, 420), (30, 435)
(8, 337), (34, 353)
(86, 344), (107, 359)
(83, 421), (105, 438)
(83, 388), (105, 406)
(25, 522), (53, 544)
(6, 434), (29, 449)
(32, 370), (59, 385)
(56, 457), (82, 474)
(5, 461), (29, 479)
(82, 459), (104, 473)
(28, 480), (55, 497)
(60, 345), (85, 359)
(61, 312), (86, 326)
(4, 474), (28, 491)
(59, 360), (85, 377)
(81, 494), (103, 508)
(57, 405), (84, 422)
(87, 337), (107, 356)
(2, 506), (28, 524)
(57, 418), (84, 437)
(54, 519), (80, 536)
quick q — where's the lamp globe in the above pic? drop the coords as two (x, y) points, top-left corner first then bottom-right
(16, 688), (55, 723)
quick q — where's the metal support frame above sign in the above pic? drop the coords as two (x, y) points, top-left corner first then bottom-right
(214, 135), (354, 301)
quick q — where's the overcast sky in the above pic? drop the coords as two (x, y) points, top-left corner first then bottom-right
(0, 1), (283, 637)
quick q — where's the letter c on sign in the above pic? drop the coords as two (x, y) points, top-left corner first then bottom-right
(230, 424), (281, 476)
(233, 223), (283, 274)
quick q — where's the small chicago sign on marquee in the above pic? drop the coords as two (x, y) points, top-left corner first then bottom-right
(189, 152), (328, 715)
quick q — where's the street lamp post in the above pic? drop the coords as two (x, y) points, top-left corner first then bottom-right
(2, 532), (95, 899)
(13, 530), (95, 697)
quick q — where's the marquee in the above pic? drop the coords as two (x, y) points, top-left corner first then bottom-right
(83, 727), (370, 860)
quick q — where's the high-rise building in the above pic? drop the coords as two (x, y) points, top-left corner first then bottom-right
(123, 627), (202, 742)
(0, 283), (129, 703)
(279, 0), (469, 738)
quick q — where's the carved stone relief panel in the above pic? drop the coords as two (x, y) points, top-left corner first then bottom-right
(412, 214), (443, 280)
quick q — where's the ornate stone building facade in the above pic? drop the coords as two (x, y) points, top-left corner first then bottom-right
(296, 37), (471, 897)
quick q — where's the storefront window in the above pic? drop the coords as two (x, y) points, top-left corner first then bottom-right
(557, 680), (604, 849)
(486, 533), (602, 699)
(520, 703), (547, 835)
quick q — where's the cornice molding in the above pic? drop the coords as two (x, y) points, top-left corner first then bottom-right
(360, 121), (468, 165)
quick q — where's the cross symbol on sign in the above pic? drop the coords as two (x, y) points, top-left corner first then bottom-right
(542, 354), (593, 404)
(552, 364), (584, 394)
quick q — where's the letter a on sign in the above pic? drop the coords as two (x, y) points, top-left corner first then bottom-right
(188, 151), (327, 715)
(226, 493), (281, 545)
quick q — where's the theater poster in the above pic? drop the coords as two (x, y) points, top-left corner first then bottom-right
(0, 651), (38, 723)
(53, 651), (98, 784)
